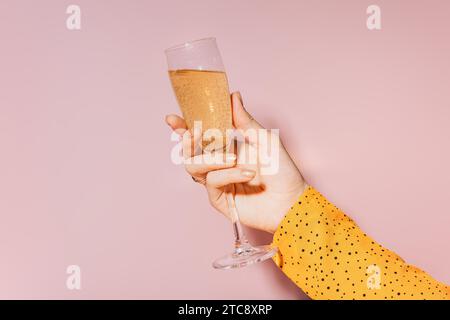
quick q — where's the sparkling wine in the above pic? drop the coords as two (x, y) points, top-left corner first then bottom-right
(169, 69), (232, 149)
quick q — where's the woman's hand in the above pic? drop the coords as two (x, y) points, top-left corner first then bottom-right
(165, 92), (306, 233)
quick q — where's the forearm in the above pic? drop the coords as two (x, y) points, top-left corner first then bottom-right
(271, 186), (450, 300)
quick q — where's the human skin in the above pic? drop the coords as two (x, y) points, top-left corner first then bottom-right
(165, 92), (306, 233)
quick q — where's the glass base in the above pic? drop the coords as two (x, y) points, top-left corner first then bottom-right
(212, 244), (278, 269)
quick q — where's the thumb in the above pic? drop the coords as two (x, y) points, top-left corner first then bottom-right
(231, 92), (263, 130)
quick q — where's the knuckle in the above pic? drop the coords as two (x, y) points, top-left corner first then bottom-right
(205, 172), (215, 187)
(184, 164), (195, 175)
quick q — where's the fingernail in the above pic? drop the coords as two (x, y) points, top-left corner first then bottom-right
(241, 169), (256, 177)
(226, 154), (237, 162)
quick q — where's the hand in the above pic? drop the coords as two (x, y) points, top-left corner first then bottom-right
(165, 92), (306, 233)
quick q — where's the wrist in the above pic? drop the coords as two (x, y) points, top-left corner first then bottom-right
(268, 181), (309, 234)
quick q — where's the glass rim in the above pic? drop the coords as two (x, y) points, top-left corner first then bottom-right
(164, 37), (216, 53)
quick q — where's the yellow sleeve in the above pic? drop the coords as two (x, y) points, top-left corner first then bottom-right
(271, 186), (450, 300)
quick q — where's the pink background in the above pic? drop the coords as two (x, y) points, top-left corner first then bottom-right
(0, 0), (449, 299)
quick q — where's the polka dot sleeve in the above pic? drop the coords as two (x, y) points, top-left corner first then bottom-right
(271, 186), (450, 300)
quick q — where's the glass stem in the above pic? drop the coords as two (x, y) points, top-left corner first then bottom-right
(224, 184), (249, 251)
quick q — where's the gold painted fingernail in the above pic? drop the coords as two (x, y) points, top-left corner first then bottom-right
(241, 169), (256, 177)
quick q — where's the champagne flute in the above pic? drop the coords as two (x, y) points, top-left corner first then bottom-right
(165, 37), (277, 269)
